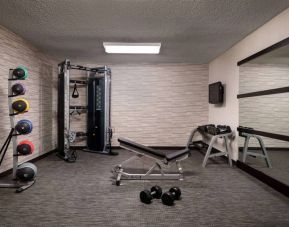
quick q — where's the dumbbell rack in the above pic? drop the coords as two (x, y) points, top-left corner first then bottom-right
(0, 69), (35, 192)
(187, 126), (233, 168)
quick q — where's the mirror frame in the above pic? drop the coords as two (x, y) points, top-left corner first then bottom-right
(236, 37), (289, 198)
(238, 37), (289, 66)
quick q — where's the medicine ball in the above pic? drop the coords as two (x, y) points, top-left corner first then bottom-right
(12, 66), (28, 79)
(15, 119), (33, 135)
(16, 162), (37, 182)
(17, 140), (35, 155)
(12, 98), (30, 113)
(11, 83), (26, 96)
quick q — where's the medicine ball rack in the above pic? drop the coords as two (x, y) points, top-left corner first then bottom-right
(57, 59), (116, 163)
(0, 68), (36, 192)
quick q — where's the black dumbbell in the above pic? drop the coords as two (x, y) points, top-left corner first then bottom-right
(139, 186), (162, 204)
(161, 187), (181, 206)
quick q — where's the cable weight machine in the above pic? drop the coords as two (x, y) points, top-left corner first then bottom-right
(57, 59), (117, 162)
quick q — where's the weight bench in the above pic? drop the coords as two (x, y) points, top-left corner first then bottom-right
(113, 138), (190, 185)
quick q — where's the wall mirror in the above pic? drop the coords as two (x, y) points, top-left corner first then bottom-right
(237, 38), (289, 189)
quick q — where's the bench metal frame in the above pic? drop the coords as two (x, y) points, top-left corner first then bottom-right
(113, 141), (188, 185)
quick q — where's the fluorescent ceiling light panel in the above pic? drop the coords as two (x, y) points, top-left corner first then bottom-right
(103, 42), (161, 54)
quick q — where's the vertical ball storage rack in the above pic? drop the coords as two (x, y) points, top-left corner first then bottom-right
(0, 68), (35, 192)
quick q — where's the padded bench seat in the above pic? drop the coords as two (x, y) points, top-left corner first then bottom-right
(118, 138), (190, 162)
(165, 148), (190, 161)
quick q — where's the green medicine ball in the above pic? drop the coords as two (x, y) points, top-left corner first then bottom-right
(12, 66), (29, 80)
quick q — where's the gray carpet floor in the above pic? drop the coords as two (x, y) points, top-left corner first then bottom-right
(241, 150), (289, 185)
(0, 149), (289, 227)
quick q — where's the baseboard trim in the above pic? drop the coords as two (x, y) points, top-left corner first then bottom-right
(236, 160), (289, 198)
(112, 146), (185, 150)
(70, 146), (87, 150)
(64, 146), (186, 151)
(239, 147), (289, 151)
(0, 149), (57, 178)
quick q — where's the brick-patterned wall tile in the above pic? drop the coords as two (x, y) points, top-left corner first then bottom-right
(240, 64), (289, 94)
(69, 70), (87, 146)
(72, 63), (209, 147)
(110, 64), (208, 146)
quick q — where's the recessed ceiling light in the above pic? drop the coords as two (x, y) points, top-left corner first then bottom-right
(103, 42), (161, 54)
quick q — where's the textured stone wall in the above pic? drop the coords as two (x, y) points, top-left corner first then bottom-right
(110, 64), (209, 146)
(0, 25), (58, 173)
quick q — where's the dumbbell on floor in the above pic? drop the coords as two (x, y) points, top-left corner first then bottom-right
(161, 187), (181, 206)
(140, 186), (162, 204)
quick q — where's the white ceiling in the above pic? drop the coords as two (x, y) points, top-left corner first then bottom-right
(0, 0), (289, 64)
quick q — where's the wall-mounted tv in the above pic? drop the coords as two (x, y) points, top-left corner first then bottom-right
(209, 82), (224, 104)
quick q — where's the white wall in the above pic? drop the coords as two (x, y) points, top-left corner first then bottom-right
(208, 7), (289, 160)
